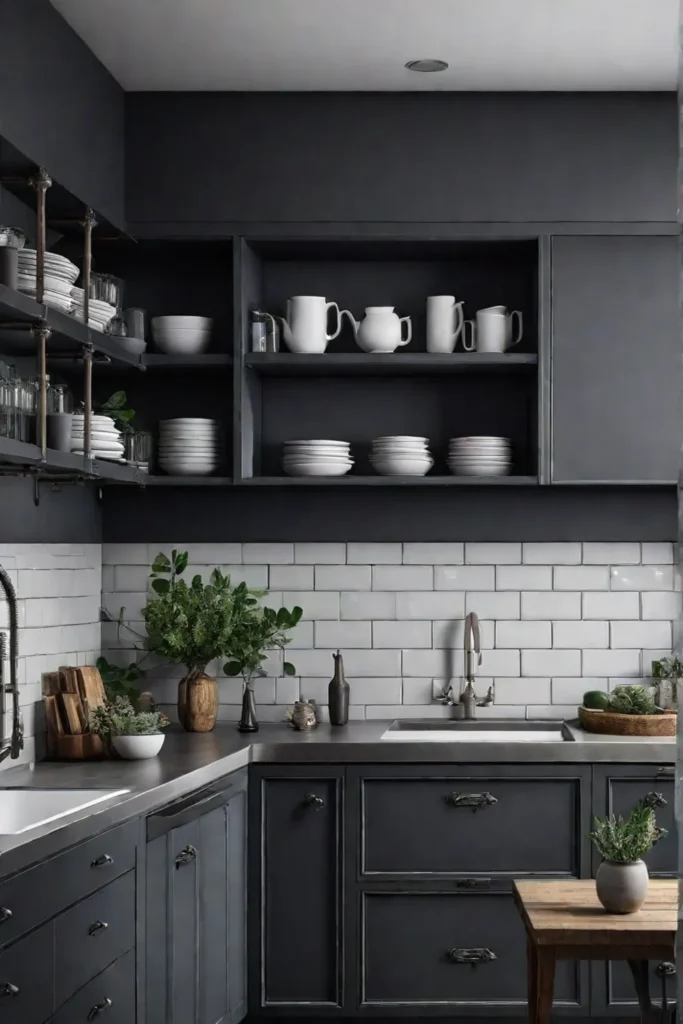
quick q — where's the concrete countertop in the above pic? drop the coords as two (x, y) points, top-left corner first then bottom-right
(0, 720), (675, 881)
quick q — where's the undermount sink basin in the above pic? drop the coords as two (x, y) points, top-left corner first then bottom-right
(0, 789), (130, 835)
(380, 720), (572, 742)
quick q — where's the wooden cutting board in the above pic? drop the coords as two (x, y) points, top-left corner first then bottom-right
(76, 666), (107, 712)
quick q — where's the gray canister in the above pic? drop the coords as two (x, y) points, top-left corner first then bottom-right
(328, 650), (350, 726)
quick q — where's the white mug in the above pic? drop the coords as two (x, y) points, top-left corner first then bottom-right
(426, 295), (464, 353)
(283, 296), (342, 354)
(462, 309), (523, 353)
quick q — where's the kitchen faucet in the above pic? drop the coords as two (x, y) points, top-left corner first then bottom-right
(459, 611), (493, 719)
(0, 563), (23, 761)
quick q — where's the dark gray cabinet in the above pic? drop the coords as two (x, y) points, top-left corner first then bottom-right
(249, 767), (343, 1008)
(592, 765), (676, 878)
(146, 770), (247, 1024)
(551, 235), (680, 483)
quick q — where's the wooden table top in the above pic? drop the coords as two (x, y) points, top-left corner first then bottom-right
(513, 880), (677, 947)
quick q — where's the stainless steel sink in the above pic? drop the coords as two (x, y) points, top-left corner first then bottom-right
(380, 720), (572, 742)
(0, 789), (130, 835)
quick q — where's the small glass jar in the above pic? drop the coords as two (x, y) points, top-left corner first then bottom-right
(125, 430), (153, 472)
(0, 227), (26, 249)
(47, 383), (73, 414)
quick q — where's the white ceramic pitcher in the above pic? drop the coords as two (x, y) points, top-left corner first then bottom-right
(426, 295), (465, 353)
(462, 308), (523, 353)
(281, 296), (342, 354)
(344, 306), (412, 353)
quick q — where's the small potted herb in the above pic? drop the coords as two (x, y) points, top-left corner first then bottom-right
(91, 696), (169, 760)
(589, 800), (667, 913)
(651, 657), (682, 711)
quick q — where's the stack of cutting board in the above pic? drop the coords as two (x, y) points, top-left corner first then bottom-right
(42, 665), (108, 759)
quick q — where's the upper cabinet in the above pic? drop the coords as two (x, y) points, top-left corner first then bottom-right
(551, 235), (680, 484)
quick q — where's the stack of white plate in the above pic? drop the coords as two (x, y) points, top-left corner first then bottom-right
(71, 414), (125, 462)
(158, 418), (221, 476)
(283, 439), (353, 477)
(70, 287), (116, 332)
(370, 436), (434, 476)
(448, 436), (512, 477)
(17, 249), (79, 313)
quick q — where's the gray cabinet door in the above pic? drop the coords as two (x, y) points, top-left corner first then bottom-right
(251, 769), (343, 1008)
(592, 765), (676, 878)
(551, 235), (679, 483)
(170, 819), (201, 1024)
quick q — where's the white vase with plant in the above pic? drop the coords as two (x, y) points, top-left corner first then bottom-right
(589, 799), (667, 913)
(90, 696), (169, 759)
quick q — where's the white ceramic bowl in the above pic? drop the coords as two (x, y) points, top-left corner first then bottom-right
(112, 734), (165, 760)
(284, 461), (352, 477)
(152, 331), (211, 355)
(285, 439), (349, 447)
(160, 465), (218, 476)
(449, 464), (510, 477)
(372, 458), (433, 476)
(374, 436), (428, 443)
(284, 449), (351, 458)
(161, 418), (217, 426)
(116, 337), (147, 355)
(153, 316), (213, 330)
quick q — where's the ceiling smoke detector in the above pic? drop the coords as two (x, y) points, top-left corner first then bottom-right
(405, 59), (449, 73)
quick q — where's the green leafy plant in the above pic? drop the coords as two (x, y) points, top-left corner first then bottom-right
(224, 603), (302, 689)
(100, 390), (136, 434)
(588, 800), (667, 863)
(606, 684), (657, 716)
(90, 696), (168, 738)
(96, 655), (145, 704)
(652, 656), (683, 680)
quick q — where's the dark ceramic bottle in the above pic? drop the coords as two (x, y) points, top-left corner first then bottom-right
(328, 650), (350, 726)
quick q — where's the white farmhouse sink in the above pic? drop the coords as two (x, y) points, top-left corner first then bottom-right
(380, 721), (569, 742)
(0, 789), (130, 835)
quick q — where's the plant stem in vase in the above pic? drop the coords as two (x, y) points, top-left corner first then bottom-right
(238, 676), (259, 733)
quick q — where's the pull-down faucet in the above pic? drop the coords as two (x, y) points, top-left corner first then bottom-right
(0, 563), (23, 761)
(460, 612), (482, 718)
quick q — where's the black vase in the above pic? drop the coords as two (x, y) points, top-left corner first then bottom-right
(328, 650), (350, 726)
(237, 686), (259, 733)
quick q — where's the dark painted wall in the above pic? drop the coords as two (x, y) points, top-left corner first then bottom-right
(126, 92), (677, 226)
(0, 479), (101, 544)
(0, 0), (125, 228)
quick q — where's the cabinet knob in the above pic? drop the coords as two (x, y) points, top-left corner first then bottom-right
(643, 791), (668, 808)
(446, 792), (498, 812)
(447, 947), (497, 965)
(303, 793), (324, 810)
(88, 920), (109, 937)
(90, 853), (114, 868)
(87, 997), (112, 1020)
(175, 844), (198, 868)
(0, 907), (12, 924)
(0, 982), (19, 997)
(656, 962), (676, 978)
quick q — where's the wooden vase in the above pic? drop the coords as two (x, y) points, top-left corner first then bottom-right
(178, 672), (218, 732)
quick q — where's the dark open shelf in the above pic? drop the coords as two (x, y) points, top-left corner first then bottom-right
(245, 353), (537, 376)
(142, 476), (234, 486)
(240, 475), (539, 486)
(142, 354), (233, 371)
(0, 436), (145, 483)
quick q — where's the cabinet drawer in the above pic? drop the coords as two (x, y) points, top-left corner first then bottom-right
(0, 921), (53, 1024)
(362, 892), (583, 1007)
(55, 870), (136, 1008)
(0, 819), (136, 948)
(359, 769), (586, 875)
(52, 948), (135, 1024)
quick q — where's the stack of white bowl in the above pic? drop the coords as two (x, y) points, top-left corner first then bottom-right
(71, 414), (125, 462)
(282, 440), (353, 477)
(70, 287), (116, 332)
(370, 436), (434, 477)
(158, 418), (221, 476)
(152, 317), (213, 355)
(448, 436), (512, 476)
(17, 250), (79, 313)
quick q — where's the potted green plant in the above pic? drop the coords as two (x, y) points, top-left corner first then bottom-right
(90, 697), (169, 760)
(224, 603), (302, 733)
(589, 800), (667, 913)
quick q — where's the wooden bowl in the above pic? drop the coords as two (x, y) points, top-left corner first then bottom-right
(578, 705), (676, 737)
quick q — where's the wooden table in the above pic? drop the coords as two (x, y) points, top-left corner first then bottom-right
(513, 880), (677, 1024)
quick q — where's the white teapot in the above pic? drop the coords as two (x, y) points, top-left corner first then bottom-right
(343, 306), (412, 354)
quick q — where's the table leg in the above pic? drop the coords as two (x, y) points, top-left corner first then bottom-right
(527, 938), (538, 1024)
(527, 939), (554, 1024)
(627, 959), (657, 1024)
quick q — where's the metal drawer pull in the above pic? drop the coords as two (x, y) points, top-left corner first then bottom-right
(303, 793), (324, 809)
(446, 792), (498, 811)
(88, 920), (109, 936)
(0, 982), (19, 996)
(642, 791), (667, 808)
(0, 907), (12, 924)
(90, 853), (113, 868)
(87, 997), (112, 1020)
(175, 844), (197, 868)
(655, 962), (676, 978)
(447, 947), (497, 965)
(455, 878), (492, 890)
(656, 767), (674, 778)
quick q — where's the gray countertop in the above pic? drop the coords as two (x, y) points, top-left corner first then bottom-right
(0, 720), (675, 880)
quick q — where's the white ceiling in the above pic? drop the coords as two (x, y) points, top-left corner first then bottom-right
(50, 0), (679, 92)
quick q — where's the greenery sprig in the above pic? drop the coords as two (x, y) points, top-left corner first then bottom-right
(90, 696), (168, 738)
(588, 800), (667, 864)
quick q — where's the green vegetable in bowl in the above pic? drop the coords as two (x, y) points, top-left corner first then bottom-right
(582, 690), (610, 711)
(606, 684), (657, 716)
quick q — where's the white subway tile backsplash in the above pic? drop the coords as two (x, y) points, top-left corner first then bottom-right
(373, 565), (433, 591)
(552, 621), (609, 649)
(433, 619), (494, 649)
(223, 565), (269, 588)
(527, 705), (575, 720)
(243, 543), (293, 564)
(402, 649), (448, 678)
(641, 591), (681, 620)
(610, 565), (674, 591)
(497, 566), (552, 591)
(523, 543), (581, 564)
(493, 678), (550, 704)
(522, 592), (581, 619)
(466, 592), (520, 619)
(641, 543), (674, 564)
(342, 592), (396, 620)
(112, 565), (148, 593)
(275, 676), (301, 704)
(284, 592), (340, 620)
(582, 543), (640, 564)
(315, 621), (372, 648)
(348, 543), (402, 564)
(403, 543), (464, 565)
(342, 649), (402, 677)
(186, 543), (243, 565)
(522, 649), (581, 677)
(287, 622), (314, 649)
(102, 543), (149, 565)
(496, 621), (551, 649)
(552, 678), (607, 703)
(554, 566), (610, 591)
(466, 543), (521, 564)
(348, 678), (402, 704)
(315, 565), (371, 591)
(583, 649), (641, 676)
(435, 565), (495, 591)
(610, 621), (672, 650)
(269, 565), (315, 590)
(583, 592), (640, 619)
(479, 649), (521, 676)
(402, 678), (438, 704)
(295, 542), (346, 564)
(374, 621), (432, 649)
(396, 592), (465, 620)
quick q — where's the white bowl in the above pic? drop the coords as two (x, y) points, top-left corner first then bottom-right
(285, 439), (349, 447)
(116, 337), (147, 355)
(160, 465), (218, 476)
(284, 449), (351, 458)
(449, 464), (510, 477)
(160, 418), (217, 427)
(153, 332), (211, 355)
(111, 734), (165, 760)
(374, 435), (428, 443)
(372, 458), (433, 476)
(284, 461), (352, 477)
(153, 316), (213, 330)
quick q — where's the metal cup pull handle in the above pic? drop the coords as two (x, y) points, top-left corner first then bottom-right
(90, 853), (114, 868)
(447, 947), (497, 965)
(0, 982), (19, 997)
(174, 844), (198, 868)
(88, 920), (109, 937)
(446, 792), (498, 811)
(87, 997), (113, 1020)
(304, 793), (324, 810)
(642, 791), (667, 808)
(0, 907), (12, 924)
